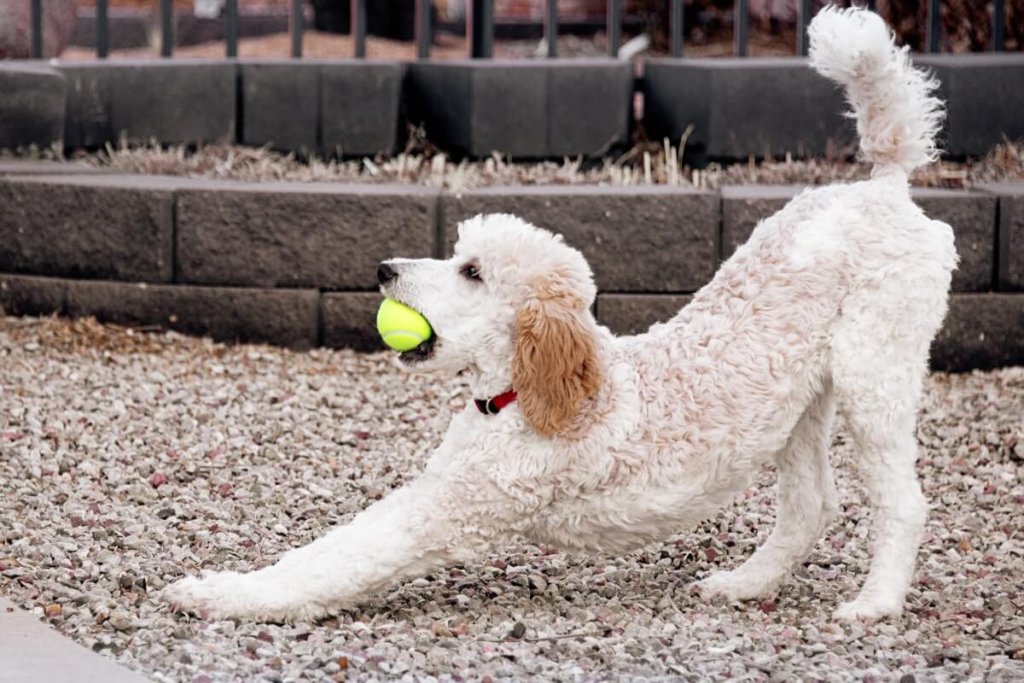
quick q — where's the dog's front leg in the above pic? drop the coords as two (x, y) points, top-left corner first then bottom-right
(162, 471), (513, 622)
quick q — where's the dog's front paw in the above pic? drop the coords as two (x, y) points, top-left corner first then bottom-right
(833, 596), (902, 623)
(161, 571), (333, 623)
(161, 569), (288, 622)
(691, 571), (775, 603)
(161, 571), (261, 621)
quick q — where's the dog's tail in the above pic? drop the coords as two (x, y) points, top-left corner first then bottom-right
(808, 6), (944, 174)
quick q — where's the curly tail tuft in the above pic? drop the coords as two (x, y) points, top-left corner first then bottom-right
(808, 6), (945, 173)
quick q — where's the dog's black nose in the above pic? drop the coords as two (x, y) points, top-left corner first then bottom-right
(377, 262), (398, 285)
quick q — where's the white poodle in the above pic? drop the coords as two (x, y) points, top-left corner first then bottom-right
(164, 7), (956, 623)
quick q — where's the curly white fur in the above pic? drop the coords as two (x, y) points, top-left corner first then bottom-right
(163, 7), (957, 624)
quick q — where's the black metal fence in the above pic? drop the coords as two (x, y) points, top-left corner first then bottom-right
(29, 0), (1011, 60)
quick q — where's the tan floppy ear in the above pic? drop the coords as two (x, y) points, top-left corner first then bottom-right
(512, 295), (602, 436)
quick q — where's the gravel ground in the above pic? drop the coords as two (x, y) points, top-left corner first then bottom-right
(1, 315), (1023, 681)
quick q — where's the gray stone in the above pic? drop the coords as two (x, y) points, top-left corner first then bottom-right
(320, 61), (404, 157)
(176, 181), (439, 289)
(596, 293), (694, 336)
(0, 274), (66, 317)
(644, 58), (855, 161)
(978, 182), (1024, 292)
(58, 60), (236, 149)
(720, 185), (805, 258)
(408, 60), (632, 159)
(441, 186), (718, 293)
(321, 292), (388, 352)
(0, 64), (66, 151)
(931, 294), (1024, 372)
(240, 61), (318, 153)
(912, 188), (996, 292)
(0, 175), (175, 282)
(916, 54), (1024, 158)
(65, 280), (319, 349)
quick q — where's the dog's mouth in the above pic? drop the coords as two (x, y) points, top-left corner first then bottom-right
(398, 332), (437, 363)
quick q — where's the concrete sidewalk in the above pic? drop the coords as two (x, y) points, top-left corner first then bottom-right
(0, 597), (150, 683)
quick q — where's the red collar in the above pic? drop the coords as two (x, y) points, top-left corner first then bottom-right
(474, 389), (518, 416)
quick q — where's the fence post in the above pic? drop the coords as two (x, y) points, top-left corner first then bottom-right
(352, 0), (367, 58)
(796, 0), (811, 56)
(607, 0), (621, 57)
(469, 0), (494, 58)
(670, 0), (683, 57)
(289, 0), (303, 58)
(96, 0), (109, 58)
(416, 0), (432, 59)
(925, 0), (940, 53)
(225, 0), (239, 57)
(30, 0), (42, 58)
(734, 0), (748, 57)
(992, 0), (1006, 52)
(160, 0), (174, 57)
(544, 0), (558, 58)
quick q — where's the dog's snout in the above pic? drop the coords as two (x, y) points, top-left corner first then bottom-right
(377, 262), (398, 285)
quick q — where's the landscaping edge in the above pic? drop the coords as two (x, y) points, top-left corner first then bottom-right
(0, 161), (1022, 371)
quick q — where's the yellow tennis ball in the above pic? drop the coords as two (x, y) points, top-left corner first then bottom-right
(376, 298), (433, 352)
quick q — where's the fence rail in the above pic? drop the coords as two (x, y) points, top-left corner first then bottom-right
(29, 0), (1012, 60)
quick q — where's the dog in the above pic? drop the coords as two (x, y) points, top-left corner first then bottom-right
(163, 7), (956, 623)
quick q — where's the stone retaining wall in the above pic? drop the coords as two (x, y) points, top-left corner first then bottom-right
(2, 55), (1022, 160)
(1, 161), (1021, 371)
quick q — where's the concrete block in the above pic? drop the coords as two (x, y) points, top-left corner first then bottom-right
(0, 160), (106, 175)
(916, 54), (1024, 157)
(409, 61), (545, 158)
(0, 274), (66, 317)
(0, 175), (176, 282)
(0, 63), (66, 150)
(176, 181), (439, 289)
(978, 182), (1024, 292)
(408, 60), (632, 159)
(441, 186), (718, 293)
(321, 291), (388, 352)
(912, 188), (996, 292)
(65, 280), (319, 349)
(240, 61), (318, 153)
(0, 595), (149, 683)
(720, 185), (804, 257)
(644, 58), (854, 161)
(58, 61), (236, 149)
(597, 293), (693, 336)
(546, 60), (633, 157)
(931, 294), (1024, 371)
(321, 61), (404, 157)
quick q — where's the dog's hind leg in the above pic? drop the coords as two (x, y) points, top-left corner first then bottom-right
(829, 285), (946, 621)
(694, 384), (838, 602)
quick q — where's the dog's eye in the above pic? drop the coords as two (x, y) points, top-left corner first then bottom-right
(460, 263), (482, 281)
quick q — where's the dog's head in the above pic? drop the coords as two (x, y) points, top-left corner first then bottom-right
(379, 213), (603, 436)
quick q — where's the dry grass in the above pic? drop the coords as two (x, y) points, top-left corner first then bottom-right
(50, 138), (1024, 192)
